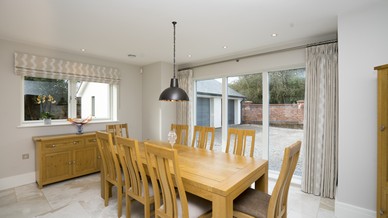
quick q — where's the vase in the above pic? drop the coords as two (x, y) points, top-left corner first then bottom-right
(167, 130), (177, 147)
(43, 118), (51, 125)
(75, 124), (84, 134)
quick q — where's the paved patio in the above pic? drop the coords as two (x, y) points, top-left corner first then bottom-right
(212, 124), (304, 176)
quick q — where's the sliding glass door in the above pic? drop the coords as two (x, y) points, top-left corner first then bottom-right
(194, 68), (305, 178)
(268, 68), (305, 176)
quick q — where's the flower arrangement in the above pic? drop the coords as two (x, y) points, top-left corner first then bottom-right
(67, 116), (92, 134)
(36, 95), (56, 119)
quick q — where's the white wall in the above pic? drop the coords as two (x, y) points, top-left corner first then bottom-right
(0, 39), (143, 190)
(142, 62), (176, 141)
(336, 1), (388, 218)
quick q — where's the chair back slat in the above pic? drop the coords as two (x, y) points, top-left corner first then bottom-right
(171, 124), (189, 145)
(268, 140), (301, 218)
(145, 142), (189, 218)
(191, 126), (215, 150)
(226, 128), (256, 157)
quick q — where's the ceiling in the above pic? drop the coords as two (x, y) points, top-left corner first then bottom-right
(0, 0), (380, 67)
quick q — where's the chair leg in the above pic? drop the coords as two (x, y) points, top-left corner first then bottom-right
(125, 195), (131, 218)
(104, 181), (110, 206)
(144, 202), (150, 218)
(117, 186), (122, 217)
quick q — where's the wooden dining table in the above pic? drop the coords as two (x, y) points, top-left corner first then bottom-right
(101, 140), (268, 218)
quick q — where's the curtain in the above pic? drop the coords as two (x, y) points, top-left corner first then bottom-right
(302, 43), (338, 198)
(14, 52), (120, 84)
(176, 69), (193, 142)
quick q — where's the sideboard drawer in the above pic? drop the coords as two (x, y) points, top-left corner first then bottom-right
(42, 139), (83, 152)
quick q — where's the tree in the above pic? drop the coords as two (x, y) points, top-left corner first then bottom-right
(229, 68), (305, 104)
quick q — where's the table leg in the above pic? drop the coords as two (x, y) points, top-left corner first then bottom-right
(255, 164), (268, 193)
(213, 194), (233, 218)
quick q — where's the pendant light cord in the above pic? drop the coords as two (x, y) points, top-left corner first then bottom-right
(173, 21), (176, 78)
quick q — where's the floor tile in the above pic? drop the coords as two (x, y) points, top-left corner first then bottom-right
(0, 173), (337, 218)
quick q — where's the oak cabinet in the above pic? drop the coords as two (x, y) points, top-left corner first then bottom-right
(34, 132), (100, 188)
(377, 64), (388, 218)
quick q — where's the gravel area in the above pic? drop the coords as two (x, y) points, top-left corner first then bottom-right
(212, 124), (304, 176)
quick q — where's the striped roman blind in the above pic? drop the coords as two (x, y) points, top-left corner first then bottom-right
(14, 52), (120, 85)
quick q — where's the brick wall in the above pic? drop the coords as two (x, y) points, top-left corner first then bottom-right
(241, 101), (304, 128)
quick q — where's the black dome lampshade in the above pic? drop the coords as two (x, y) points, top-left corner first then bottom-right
(159, 21), (189, 102)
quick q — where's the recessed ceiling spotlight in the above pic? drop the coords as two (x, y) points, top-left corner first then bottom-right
(81, 48), (86, 52)
(223, 45), (228, 49)
(188, 54), (192, 58)
(127, 54), (136, 58)
(271, 33), (278, 37)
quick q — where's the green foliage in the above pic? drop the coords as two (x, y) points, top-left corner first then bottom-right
(229, 68), (305, 104)
(229, 74), (263, 103)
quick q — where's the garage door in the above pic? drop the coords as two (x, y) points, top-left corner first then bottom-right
(228, 99), (235, 124)
(196, 97), (210, 126)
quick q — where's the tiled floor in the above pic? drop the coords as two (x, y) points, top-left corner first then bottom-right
(0, 173), (335, 218)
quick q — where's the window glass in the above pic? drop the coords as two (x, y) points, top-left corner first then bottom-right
(195, 78), (223, 151)
(228, 74), (263, 157)
(24, 77), (68, 120)
(76, 81), (110, 119)
(268, 68), (305, 176)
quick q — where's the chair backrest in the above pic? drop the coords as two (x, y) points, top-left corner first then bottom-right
(191, 126), (215, 150)
(225, 128), (256, 157)
(268, 140), (301, 218)
(116, 136), (150, 201)
(144, 142), (189, 218)
(106, 123), (129, 144)
(171, 124), (189, 145)
(96, 131), (122, 185)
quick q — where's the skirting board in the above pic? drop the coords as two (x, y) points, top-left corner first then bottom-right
(335, 200), (376, 218)
(0, 172), (35, 191)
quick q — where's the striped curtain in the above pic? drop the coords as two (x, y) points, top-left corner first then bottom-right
(14, 52), (120, 84)
(176, 69), (193, 143)
(302, 43), (338, 198)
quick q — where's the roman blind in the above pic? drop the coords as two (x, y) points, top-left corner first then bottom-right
(14, 52), (120, 84)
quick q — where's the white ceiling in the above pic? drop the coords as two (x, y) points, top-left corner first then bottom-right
(0, 0), (380, 67)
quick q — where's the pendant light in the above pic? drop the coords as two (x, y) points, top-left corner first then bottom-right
(159, 21), (189, 101)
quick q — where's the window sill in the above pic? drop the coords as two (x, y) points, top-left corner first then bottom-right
(18, 120), (118, 128)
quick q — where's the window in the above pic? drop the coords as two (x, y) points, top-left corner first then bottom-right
(15, 52), (120, 124)
(23, 77), (115, 122)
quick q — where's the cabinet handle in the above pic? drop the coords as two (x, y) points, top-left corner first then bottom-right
(97, 155), (101, 159)
(73, 141), (80, 144)
(90, 139), (97, 142)
(51, 144), (56, 148)
(73, 160), (76, 164)
(380, 126), (386, 131)
(68, 161), (72, 165)
(380, 210), (385, 215)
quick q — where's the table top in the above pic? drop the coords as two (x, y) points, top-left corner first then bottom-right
(140, 140), (268, 197)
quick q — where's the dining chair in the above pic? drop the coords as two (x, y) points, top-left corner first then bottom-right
(171, 124), (189, 145)
(116, 136), (154, 218)
(191, 126), (215, 150)
(225, 128), (256, 157)
(106, 123), (129, 144)
(233, 140), (302, 218)
(96, 131), (123, 218)
(144, 142), (212, 218)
